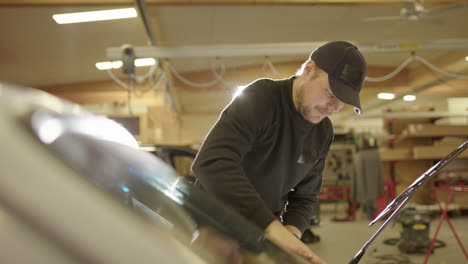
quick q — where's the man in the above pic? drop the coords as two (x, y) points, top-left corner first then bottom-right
(192, 41), (367, 264)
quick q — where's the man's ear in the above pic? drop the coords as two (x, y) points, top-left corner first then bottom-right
(303, 60), (317, 74)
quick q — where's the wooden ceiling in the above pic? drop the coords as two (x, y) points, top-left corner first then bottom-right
(0, 0), (467, 143)
(0, 0), (464, 6)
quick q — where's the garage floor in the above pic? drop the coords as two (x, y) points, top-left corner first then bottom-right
(308, 210), (468, 264)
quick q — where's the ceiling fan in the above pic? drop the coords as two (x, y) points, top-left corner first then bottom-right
(363, 0), (467, 22)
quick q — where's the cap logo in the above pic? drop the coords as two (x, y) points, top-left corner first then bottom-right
(339, 63), (363, 89)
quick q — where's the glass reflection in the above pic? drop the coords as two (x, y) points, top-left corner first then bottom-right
(28, 107), (307, 264)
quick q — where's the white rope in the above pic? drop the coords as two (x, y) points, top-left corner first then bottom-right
(107, 66), (168, 94)
(152, 69), (168, 91)
(365, 54), (468, 82)
(257, 59), (268, 78)
(109, 54), (468, 93)
(415, 56), (468, 79)
(168, 62), (221, 88)
(164, 76), (177, 114)
(107, 59), (160, 91)
(365, 57), (413, 82)
(107, 69), (133, 91)
(138, 68), (168, 95)
(211, 62), (240, 86)
(211, 58), (273, 87)
(135, 60), (159, 83)
(266, 59), (283, 78)
(168, 58), (287, 88)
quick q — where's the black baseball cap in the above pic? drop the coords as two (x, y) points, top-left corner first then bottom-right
(310, 41), (367, 114)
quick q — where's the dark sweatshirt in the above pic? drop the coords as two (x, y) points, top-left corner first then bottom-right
(192, 77), (333, 234)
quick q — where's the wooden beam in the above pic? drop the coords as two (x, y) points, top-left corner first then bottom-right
(38, 79), (165, 105)
(148, 6), (184, 116)
(421, 79), (468, 98)
(181, 110), (220, 116)
(43, 90), (164, 105)
(0, 0), (463, 7)
(148, 105), (181, 143)
(39, 79), (131, 93)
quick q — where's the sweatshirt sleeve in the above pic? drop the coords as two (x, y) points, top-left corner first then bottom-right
(281, 158), (325, 233)
(192, 80), (277, 230)
(282, 120), (334, 234)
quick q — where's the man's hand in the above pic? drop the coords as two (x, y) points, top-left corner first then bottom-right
(284, 225), (302, 239)
(191, 227), (243, 264)
(265, 220), (326, 264)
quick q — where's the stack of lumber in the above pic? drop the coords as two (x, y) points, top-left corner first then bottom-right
(379, 124), (468, 161)
(378, 121), (468, 205)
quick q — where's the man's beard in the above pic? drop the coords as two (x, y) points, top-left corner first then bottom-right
(299, 104), (321, 124)
(295, 87), (321, 124)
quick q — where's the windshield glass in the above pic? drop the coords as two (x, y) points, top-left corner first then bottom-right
(27, 107), (307, 264)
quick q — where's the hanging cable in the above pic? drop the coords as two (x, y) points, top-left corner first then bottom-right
(365, 56), (414, 82)
(415, 55), (468, 79)
(365, 53), (468, 82)
(107, 69), (133, 91)
(211, 57), (275, 86)
(265, 57), (283, 78)
(108, 51), (468, 94)
(127, 78), (135, 115)
(106, 58), (161, 92)
(211, 59), (241, 87)
(148, 68), (168, 92)
(169, 57), (288, 89)
(135, 65), (168, 96)
(164, 75), (177, 114)
(168, 61), (221, 88)
(135, 60), (159, 83)
(256, 57), (268, 79)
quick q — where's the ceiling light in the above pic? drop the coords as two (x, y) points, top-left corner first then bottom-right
(377, 93), (395, 100)
(53, 8), (137, 24)
(95, 58), (155, 70)
(403, 95), (416, 101)
(96, 61), (123, 70)
(134, 58), (156, 67)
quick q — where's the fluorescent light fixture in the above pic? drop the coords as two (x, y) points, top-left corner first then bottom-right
(377, 93), (395, 100)
(96, 61), (123, 70)
(53, 8), (137, 24)
(95, 58), (156, 70)
(135, 58), (156, 67)
(403, 95), (416, 101)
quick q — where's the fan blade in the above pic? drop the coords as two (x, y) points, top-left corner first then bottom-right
(362, 16), (403, 22)
(425, 2), (468, 15)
